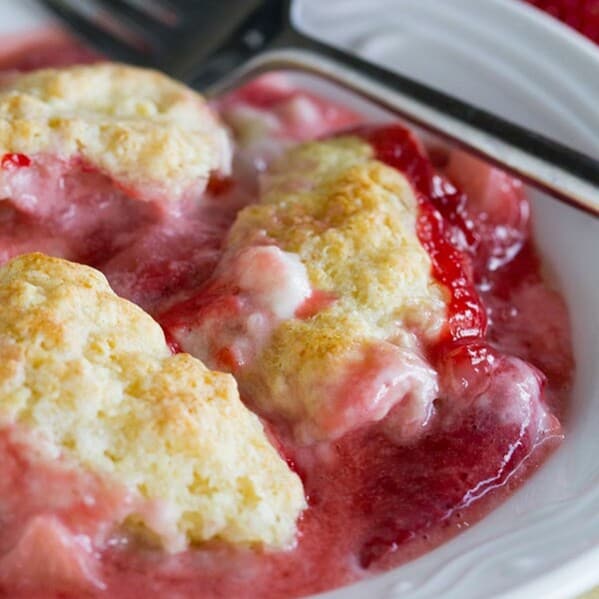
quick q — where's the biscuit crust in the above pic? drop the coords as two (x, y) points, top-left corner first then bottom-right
(0, 253), (305, 551)
(192, 138), (448, 439)
(0, 64), (231, 200)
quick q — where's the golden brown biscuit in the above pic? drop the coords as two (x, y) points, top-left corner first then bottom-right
(230, 137), (447, 333)
(0, 64), (231, 201)
(236, 138), (447, 437)
(171, 137), (447, 441)
(0, 253), (305, 551)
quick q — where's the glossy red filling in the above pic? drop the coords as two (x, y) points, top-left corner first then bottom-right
(0, 39), (573, 599)
(356, 124), (487, 345)
(1, 153), (31, 169)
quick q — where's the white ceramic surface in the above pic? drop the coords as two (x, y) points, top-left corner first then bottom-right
(2, 1), (599, 598)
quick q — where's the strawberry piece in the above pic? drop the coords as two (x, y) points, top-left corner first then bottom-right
(527, 0), (599, 42)
(1, 153), (31, 170)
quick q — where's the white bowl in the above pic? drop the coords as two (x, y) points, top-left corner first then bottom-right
(4, 1), (599, 598)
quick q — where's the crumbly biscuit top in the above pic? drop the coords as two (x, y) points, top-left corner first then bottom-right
(229, 137), (447, 334)
(0, 64), (231, 200)
(0, 253), (305, 551)
(227, 138), (448, 436)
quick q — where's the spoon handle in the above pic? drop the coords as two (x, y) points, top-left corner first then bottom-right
(206, 26), (599, 217)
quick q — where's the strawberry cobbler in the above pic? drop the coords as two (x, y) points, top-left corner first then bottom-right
(0, 34), (573, 599)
